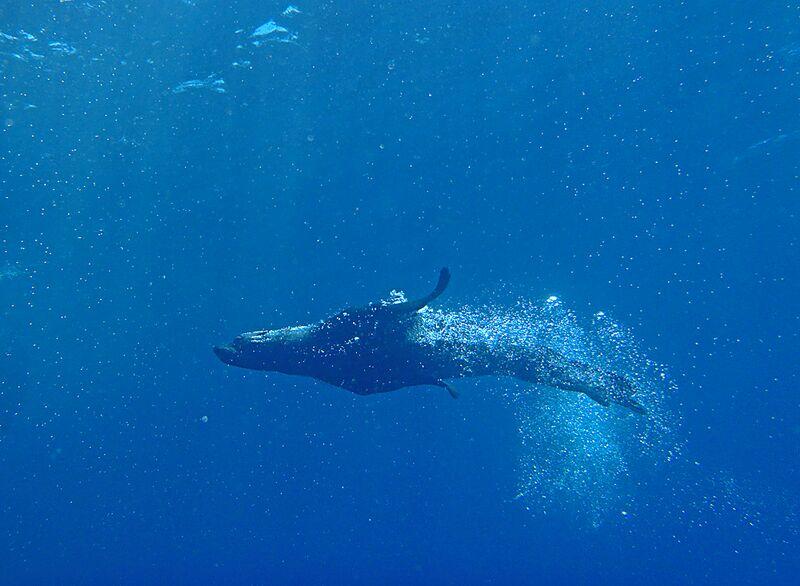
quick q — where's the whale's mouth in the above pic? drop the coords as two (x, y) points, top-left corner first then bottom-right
(213, 344), (238, 365)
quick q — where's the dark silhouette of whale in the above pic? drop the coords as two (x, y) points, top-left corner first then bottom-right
(214, 268), (645, 414)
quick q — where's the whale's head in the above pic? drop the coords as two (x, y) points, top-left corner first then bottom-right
(213, 324), (315, 373)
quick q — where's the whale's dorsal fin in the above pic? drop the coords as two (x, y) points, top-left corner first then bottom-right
(392, 267), (450, 313)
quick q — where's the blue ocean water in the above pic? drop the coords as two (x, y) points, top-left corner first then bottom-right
(1, 1), (798, 584)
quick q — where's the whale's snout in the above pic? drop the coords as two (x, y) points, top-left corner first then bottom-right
(212, 328), (308, 374)
(213, 344), (238, 365)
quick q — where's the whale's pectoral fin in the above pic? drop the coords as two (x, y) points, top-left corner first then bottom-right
(434, 379), (460, 399)
(395, 267), (451, 313)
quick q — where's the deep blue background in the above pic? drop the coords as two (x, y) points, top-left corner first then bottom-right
(1, 1), (798, 584)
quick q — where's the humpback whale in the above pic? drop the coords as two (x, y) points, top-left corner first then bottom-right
(213, 268), (645, 414)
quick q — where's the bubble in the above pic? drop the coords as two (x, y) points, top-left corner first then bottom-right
(252, 20), (289, 38)
(172, 75), (226, 95)
(412, 296), (678, 524)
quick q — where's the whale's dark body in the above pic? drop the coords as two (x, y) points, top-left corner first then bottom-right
(214, 268), (645, 414)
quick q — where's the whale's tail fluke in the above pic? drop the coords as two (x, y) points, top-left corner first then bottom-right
(502, 346), (648, 415)
(607, 372), (647, 415)
(582, 372), (646, 415)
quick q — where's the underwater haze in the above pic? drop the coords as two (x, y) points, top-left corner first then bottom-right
(1, 1), (799, 584)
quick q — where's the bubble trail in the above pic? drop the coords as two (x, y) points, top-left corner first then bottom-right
(413, 296), (679, 524)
